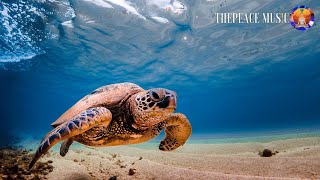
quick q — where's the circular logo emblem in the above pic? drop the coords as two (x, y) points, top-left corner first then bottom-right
(290, 6), (315, 31)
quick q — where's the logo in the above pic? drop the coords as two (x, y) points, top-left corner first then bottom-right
(290, 5), (315, 31)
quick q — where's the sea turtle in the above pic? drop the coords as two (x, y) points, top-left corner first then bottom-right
(29, 82), (192, 169)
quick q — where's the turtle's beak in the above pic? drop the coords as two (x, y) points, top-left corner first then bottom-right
(167, 95), (177, 110)
(155, 91), (177, 110)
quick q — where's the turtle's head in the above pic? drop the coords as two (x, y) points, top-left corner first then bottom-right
(129, 88), (177, 130)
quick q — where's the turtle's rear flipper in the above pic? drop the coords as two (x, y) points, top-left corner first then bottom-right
(29, 107), (112, 169)
(60, 139), (74, 157)
(159, 113), (192, 151)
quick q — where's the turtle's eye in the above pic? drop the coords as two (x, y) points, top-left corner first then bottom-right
(150, 91), (160, 101)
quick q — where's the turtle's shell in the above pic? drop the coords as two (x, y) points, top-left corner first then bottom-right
(51, 82), (144, 127)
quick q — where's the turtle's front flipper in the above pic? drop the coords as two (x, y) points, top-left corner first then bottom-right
(159, 113), (192, 151)
(29, 107), (112, 169)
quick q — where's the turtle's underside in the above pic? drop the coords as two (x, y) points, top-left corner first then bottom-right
(29, 82), (192, 169)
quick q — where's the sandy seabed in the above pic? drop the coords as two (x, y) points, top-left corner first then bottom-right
(25, 136), (320, 180)
(2, 136), (320, 180)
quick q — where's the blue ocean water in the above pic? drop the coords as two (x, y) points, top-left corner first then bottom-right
(1, 0), (320, 146)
